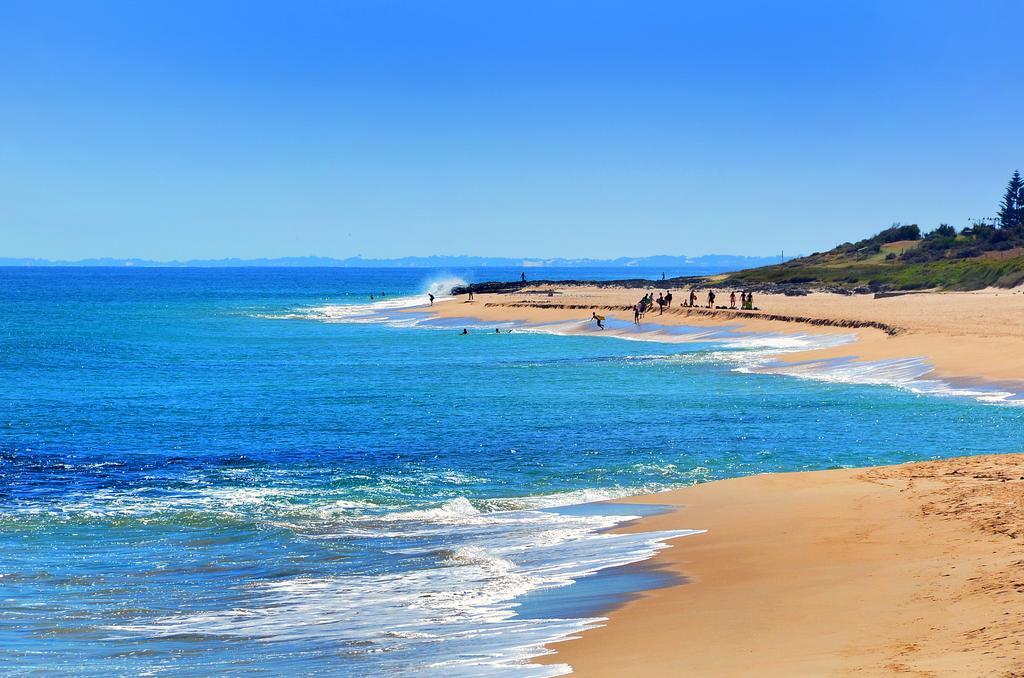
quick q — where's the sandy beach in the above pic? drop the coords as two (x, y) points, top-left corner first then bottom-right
(536, 455), (1024, 676)
(426, 284), (1024, 675)
(428, 284), (1024, 386)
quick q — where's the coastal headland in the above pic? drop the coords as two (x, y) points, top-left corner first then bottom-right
(426, 282), (1024, 675)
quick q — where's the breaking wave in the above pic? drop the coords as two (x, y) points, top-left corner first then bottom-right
(97, 485), (700, 676)
(255, 277), (467, 324)
(749, 356), (1024, 405)
(263, 297), (1024, 405)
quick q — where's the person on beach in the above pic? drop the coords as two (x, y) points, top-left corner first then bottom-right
(592, 311), (605, 330)
(748, 292), (755, 309)
(707, 290), (716, 308)
(633, 304), (640, 325)
(657, 293), (666, 315)
(521, 272), (526, 282)
(428, 293), (435, 306)
(468, 288), (474, 301)
(689, 289), (697, 307)
(730, 291), (736, 309)
(665, 290), (673, 308)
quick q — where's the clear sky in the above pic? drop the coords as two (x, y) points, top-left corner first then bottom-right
(2, 1), (1022, 260)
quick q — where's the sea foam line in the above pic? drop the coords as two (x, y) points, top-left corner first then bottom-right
(748, 356), (1024, 405)
(105, 493), (702, 676)
(277, 299), (1024, 407)
(253, 277), (467, 323)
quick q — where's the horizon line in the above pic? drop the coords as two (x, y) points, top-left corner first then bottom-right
(0, 253), (790, 268)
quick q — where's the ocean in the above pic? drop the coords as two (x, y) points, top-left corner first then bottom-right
(2, 267), (1023, 676)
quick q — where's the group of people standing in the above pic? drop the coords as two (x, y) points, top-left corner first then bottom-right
(683, 289), (756, 310)
(603, 288), (758, 329)
(632, 290), (674, 324)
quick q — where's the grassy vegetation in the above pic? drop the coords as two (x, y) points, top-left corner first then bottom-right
(725, 254), (1024, 291)
(726, 171), (1024, 291)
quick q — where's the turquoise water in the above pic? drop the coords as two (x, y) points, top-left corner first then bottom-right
(2, 267), (1023, 675)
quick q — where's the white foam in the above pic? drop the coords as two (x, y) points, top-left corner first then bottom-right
(440, 546), (518, 577)
(719, 331), (855, 352)
(382, 496), (482, 522)
(105, 490), (702, 675)
(257, 277), (467, 325)
(486, 487), (647, 511)
(752, 356), (1024, 405)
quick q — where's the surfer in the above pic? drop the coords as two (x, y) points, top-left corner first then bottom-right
(591, 312), (605, 330)
(428, 293), (435, 306)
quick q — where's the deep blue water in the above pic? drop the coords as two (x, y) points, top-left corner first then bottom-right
(2, 267), (1023, 675)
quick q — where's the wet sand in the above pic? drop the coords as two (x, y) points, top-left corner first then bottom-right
(428, 284), (1024, 386)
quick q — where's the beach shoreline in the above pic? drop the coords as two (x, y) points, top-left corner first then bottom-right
(528, 454), (1024, 676)
(422, 284), (1024, 674)
(425, 284), (1024, 391)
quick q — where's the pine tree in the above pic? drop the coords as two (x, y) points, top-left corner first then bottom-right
(997, 170), (1023, 229)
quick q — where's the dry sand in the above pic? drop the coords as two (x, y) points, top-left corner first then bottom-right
(425, 284), (1024, 675)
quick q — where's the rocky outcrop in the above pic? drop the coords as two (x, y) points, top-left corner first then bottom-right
(487, 301), (904, 336)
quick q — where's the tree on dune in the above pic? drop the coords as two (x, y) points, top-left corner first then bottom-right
(998, 170), (1023, 230)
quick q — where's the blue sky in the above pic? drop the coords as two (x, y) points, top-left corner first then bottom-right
(2, 1), (1022, 260)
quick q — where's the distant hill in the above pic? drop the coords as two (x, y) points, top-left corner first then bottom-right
(725, 171), (1024, 292)
(0, 254), (786, 269)
(725, 224), (1024, 291)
